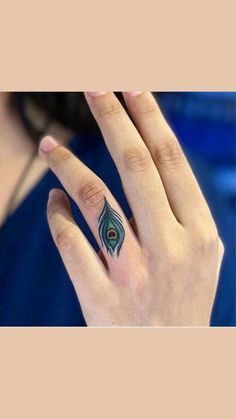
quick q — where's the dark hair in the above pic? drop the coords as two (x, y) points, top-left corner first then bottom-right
(11, 92), (125, 142)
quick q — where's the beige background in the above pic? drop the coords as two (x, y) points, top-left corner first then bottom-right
(0, 1), (235, 90)
(0, 1), (235, 418)
(0, 329), (235, 418)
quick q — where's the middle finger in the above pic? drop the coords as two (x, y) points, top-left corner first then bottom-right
(85, 92), (177, 245)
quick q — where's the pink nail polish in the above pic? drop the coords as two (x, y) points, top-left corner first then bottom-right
(126, 91), (143, 97)
(86, 91), (107, 97)
(39, 136), (58, 153)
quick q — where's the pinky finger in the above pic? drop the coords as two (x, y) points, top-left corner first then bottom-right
(47, 188), (113, 310)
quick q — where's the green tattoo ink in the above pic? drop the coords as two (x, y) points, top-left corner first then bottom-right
(98, 197), (125, 256)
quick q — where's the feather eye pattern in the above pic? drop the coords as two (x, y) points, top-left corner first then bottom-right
(98, 197), (125, 257)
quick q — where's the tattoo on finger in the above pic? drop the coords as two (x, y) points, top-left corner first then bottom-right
(98, 197), (125, 257)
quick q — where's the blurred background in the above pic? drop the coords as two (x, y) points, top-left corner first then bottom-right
(156, 92), (235, 326)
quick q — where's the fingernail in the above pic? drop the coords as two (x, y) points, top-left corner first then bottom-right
(86, 91), (107, 97)
(125, 91), (143, 97)
(39, 136), (58, 154)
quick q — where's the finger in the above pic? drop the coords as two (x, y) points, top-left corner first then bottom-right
(40, 137), (141, 279)
(122, 92), (215, 228)
(47, 188), (113, 311)
(84, 92), (177, 245)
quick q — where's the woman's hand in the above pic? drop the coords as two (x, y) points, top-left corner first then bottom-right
(39, 92), (224, 326)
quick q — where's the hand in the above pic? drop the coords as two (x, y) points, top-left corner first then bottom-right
(39, 92), (224, 326)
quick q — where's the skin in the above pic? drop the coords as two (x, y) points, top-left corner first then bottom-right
(39, 91), (224, 326)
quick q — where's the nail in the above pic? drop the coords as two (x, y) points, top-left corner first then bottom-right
(125, 91), (143, 97)
(39, 136), (58, 154)
(86, 91), (107, 97)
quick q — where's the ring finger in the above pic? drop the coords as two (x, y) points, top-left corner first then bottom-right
(39, 136), (141, 282)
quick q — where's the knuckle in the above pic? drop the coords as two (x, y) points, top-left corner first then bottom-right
(194, 229), (219, 256)
(79, 180), (106, 207)
(158, 241), (185, 272)
(167, 249), (184, 270)
(134, 100), (157, 118)
(55, 228), (76, 252)
(219, 239), (225, 255)
(123, 147), (152, 172)
(154, 138), (183, 168)
(97, 101), (122, 119)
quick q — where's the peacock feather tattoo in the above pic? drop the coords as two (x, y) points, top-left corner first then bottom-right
(98, 197), (125, 257)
